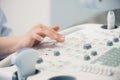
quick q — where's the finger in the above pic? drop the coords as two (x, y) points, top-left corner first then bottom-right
(37, 24), (64, 42)
(51, 25), (60, 31)
(56, 34), (65, 42)
(33, 34), (44, 42)
(41, 26), (60, 38)
(43, 28), (65, 42)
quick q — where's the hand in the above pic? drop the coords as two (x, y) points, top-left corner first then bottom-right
(20, 24), (65, 48)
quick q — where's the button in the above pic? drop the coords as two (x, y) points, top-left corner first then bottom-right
(113, 37), (119, 42)
(82, 65), (88, 72)
(84, 55), (90, 61)
(37, 57), (43, 64)
(54, 50), (60, 56)
(87, 65), (92, 72)
(106, 40), (113, 46)
(106, 70), (113, 76)
(102, 68), (108, 76)
(91, 51), (97, 56)
(98, 67), (104, 75)
(94, 66), (99, 74)
(91, 66), (96, 73)
(83, 44), (92, 49)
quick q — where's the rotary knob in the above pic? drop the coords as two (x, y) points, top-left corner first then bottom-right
(83, 44), (92, 50)
(54, 50), (60, 56)
(113, 37), (119, 42)
(106, 40), (113, 46)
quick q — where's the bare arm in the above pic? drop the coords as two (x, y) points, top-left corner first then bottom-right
(0, 24), (64, 56)
(0, 36), (23, 56)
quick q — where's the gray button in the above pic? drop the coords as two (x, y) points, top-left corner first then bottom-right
(113, 37), (119, 42)
(37, 57), (43, 64)
(83, 44), (92, 49)
(106, 40), (113, 46)
(54, 50), (60, 56)
(84, 55), (90, 61)
(91, 51), (97, 56)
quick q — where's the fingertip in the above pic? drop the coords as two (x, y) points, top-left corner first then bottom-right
(57, 35), (65, 42)
(52, 25), (60, 31)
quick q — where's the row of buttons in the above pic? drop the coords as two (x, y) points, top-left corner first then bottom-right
(37, 50), (61, 64)
(83, 37), (119, 49)
(80, 64), (114, 76)
(106, 37), (119, 46)
(84, 51), (98, 61)
(83, 36), (120, 61)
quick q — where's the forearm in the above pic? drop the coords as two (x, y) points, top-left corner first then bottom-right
(0, 36), (23, 56)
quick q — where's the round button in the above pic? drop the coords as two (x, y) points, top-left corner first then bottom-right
(83, 44), (92, 50)
(113, 37), (119, 42)
(106, 71), (113, 76)
(82, 65), (88, 72)
(91, 51), (97, 56)
(99, 68), (104, 75)
(54, 50), (60, 56)
(94, 67), (99, 74)
(87, 65), (92, 72)
(84, 55), (90, 61)
(37, 57), (43, 64)
(106, 40), (113, 46)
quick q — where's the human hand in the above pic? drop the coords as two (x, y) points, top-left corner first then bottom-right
(19, 24), (65, 48)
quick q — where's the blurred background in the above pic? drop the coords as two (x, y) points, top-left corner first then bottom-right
(0, 0), (119, 35)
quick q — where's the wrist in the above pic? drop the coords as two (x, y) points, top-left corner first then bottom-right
(7, 36), (25, 54)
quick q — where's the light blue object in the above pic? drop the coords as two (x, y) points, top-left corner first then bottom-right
(0, 8), (12, 37)
(11, 48), (39, 80)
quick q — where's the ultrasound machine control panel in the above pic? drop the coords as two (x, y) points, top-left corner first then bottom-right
(1, 23), (120, 80)
(1, 0), (120, 79)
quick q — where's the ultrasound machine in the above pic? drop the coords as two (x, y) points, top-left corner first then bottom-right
(0, 0), (120, 80)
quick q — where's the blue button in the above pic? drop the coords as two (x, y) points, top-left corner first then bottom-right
(37, 57), (43, 64)
(106, 41), (113, 46)
(83, 44), (92, 50)
(91, 51), (97, 56)
(84, 55), (90, 61)
(54, 51), (60, 56)
(113, 37), (119, 42)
